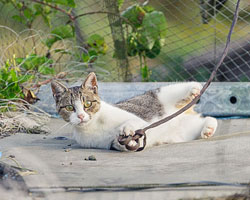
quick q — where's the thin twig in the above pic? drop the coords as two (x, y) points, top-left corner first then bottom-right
(32, 71), (68, 88)
(73, 11), (136, 31)
(31, 0), (75, 21)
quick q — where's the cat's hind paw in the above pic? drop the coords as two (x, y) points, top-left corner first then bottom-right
(201, 117), (217, 139)
(176, 83), (202, 107)
(201, 127), (215, 139)
(186, 82), (202, 101)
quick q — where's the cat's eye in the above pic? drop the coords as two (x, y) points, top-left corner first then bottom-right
(65, 105), (74, 112)
(84, 101), (92, 108)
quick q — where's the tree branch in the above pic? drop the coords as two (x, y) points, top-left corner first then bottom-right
(73, 11), (136, 31)
(30, 0), (75, 21)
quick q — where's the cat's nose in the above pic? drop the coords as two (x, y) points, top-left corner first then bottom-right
(77, 114), (84, 121)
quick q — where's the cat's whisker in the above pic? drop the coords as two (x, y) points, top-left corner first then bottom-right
(53, 122), (71, 135)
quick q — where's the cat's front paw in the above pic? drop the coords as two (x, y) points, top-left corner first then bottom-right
(118, 124), (140, 151)
(111, 123), (146, 152)
(120, 123), (136, 138)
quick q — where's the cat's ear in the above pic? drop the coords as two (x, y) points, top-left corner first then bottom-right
(82, 72), (98, 94)
(51, 81), (68, 98)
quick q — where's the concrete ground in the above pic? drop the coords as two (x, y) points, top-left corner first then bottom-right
(1, 118), (250, 199)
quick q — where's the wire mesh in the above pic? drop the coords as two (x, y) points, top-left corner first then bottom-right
(0, 0), (249, 82)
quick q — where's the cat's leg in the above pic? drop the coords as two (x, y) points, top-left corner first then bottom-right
(172, 114), (217, 141)
(200, 117), (218, 139)
(157, 82), (202, 111)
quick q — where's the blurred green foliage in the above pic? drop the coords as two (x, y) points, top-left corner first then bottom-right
(0, 54), (55, 103)
(121, 3), (167, 81)
(0, 0), (108, 105)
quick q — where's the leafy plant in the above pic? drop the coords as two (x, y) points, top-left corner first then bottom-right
(0, 53), (57, 111)
(121, 4), (167, 81)
(0, 0), (109, 104)
(0, 57), (33, 100)
(15, 54), (55, 75)
(0, 0), (76, 28)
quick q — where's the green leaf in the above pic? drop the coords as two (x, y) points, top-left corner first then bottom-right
(16, 2), (23, 9)
(88, 50), (98, 63)
(66, 0), (75, 7)
(145, 40), (161, 59)
(44, 6), (51, 14)
(88, 50), (98, 57)
(138, 33), (155, 50)
(38, 66), (55, 75)
(142, 5), (155, 13)
(15, 57), (24, 65)
(117, 0), (124, 9)
(44, 38), (58, 49)
(87, 34), (104, 47)
(81, 53), (90, 62)
(16, 54), (53, 70)
(51, 25), (74, 38)
(45, 0), (75, 7)
(10, 68), (18, 82)
(87, 34), (107, 55)
(142, 11), (167, 42)
(121, 5), (146, 27)
(23, 8), (34, 20)
(19, 74), (34, 83)
(34, 4), (43, 13)
(12, 15), (25, 23)
(45, 25), (74, 48)
(33, 4), (52, 27)
(54, 49), (71, 54)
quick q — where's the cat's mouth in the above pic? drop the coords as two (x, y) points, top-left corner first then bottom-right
(76, 120), (90, 126)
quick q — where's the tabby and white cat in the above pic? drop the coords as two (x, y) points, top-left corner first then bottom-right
(51, 72), (217, 151)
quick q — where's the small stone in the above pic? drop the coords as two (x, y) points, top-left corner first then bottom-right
(43, 137), (46, 139)
(85, 155), (96, 161)
(64, 148), (71, 152)
(70, 162), (72, 165)
(54, 136), (68, 140)
(9, 155), (15, 158)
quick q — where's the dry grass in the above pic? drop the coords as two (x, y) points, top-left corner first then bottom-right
(0, 99), (51, 138)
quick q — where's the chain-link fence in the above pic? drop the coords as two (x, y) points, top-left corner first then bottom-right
(0, 0), (249, 82)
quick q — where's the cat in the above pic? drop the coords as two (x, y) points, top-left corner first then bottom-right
(51, 72), (218, 151)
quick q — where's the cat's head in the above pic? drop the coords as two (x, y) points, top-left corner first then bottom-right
(51, 72), (101, 126)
